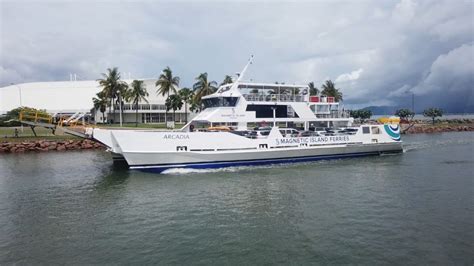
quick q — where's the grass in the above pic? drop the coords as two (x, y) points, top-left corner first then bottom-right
(0, 126), (78, 142)
(0, 123), (184, 142)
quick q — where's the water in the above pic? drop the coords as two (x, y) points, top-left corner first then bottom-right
(0, 132), (473, 264)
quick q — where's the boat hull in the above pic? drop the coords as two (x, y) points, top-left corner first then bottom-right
(125, 142), (402, 173)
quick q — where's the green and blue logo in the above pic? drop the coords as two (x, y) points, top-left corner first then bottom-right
(384, 124), (401, 141)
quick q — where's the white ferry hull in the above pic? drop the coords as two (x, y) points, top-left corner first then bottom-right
(125, 143), (402, 173)
(91, 125), (403, 173)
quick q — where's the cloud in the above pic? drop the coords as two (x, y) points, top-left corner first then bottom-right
(336, 68), (364, 83)
(0, 0), (473, 112)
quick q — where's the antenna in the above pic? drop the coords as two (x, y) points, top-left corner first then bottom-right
(230, 55), (253, 92)
(236, 55), (253, 83)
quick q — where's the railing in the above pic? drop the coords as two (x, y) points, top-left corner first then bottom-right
(19, 110), (92, 128)
(243, 94), (305, 102)
(315, 110), (351, 119)
(19, 111), (53, 124)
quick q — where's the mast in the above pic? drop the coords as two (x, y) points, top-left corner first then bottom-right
(230, 55), (253, 90)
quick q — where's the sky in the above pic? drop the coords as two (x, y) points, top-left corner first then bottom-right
(1, 0), (473, 112)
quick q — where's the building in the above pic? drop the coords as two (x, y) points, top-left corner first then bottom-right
(0, 79), (191, 124)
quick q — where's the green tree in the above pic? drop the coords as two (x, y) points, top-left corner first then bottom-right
(350, 109), (372, 123)
(178, 87), (194, 124)
(128, 80), (149, 127)
(395, 108), (415, 120)
(92, 91), (108, 124)
(308, 82), (319, 96)
(220, 75), (233, 86)
(156, 66), (180, 124)
(165, 94), (183, 123)
(193, 72), (217, 109)
(97, 67), (127, 123)
(423, 107), (443, 125)
(321, 80), (343, 102)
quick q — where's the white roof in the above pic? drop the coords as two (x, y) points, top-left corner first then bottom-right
(0, 79), (165, 113)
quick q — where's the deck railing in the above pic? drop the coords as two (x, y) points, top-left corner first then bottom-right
(243, 94), (305, 102)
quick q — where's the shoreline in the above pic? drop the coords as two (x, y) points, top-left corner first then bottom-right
(1, 121), (473, 154)
(0, 139), (105, 153)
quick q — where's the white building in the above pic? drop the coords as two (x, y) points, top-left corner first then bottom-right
(0, 79), (191, 124)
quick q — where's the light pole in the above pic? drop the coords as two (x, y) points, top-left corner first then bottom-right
(405, 90), (415, 114)
(11, 83), (22, 107)
(118, 91), (123, 127)
(11, 83), (24, 132)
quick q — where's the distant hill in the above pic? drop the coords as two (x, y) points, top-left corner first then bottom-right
(360, 106), (400, 115)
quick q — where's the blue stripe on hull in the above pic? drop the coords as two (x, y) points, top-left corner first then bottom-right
(131, 150), (399, 173)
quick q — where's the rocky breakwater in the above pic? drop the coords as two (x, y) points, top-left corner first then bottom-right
(0, 139), (105, 153)
(402, 123), (474, 134)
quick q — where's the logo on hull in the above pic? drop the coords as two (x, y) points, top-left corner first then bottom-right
(384, 124), (401, 141)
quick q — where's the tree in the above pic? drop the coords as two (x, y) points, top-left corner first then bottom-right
(156, 66), (180, 124)
(165, 94), (183, 123)
(220, 75), (233, 86)
(178, 87), (194, 124)
(128, 80), (149, 127)
(193, 72), (217, 109)
(92, 91), (108, 124)
(321, 80), (343, 102)
(350, 109), (372, 123)
(395, 108), (415, 121)
(308, 82), (319, 96)
(97, 67), (127, 124)
(423, 107), (443, 125)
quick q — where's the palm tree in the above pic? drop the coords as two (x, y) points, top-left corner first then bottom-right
(97, 67), (127, 123)
(116, 82), (129, 123)
(156, 66), (180, 124)
(178, 88), (194, 124)
(308, 82), (319, 96)
(220, 75), (233, 86)
(128, 80), (149, 127)
(193, 72), (218, 109)
(321, 80), (343, 102)
(92, 91), (107, 124)
(165, 94), (183, 123)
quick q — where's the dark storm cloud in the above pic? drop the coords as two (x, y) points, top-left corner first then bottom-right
(1, 0), (473, 112)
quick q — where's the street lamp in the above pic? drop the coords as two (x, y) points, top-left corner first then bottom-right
(405, 90), (415, 114)
(118, 91), (123, 127)
(10, 83), (22, 107)
(10, 83), (24, 132)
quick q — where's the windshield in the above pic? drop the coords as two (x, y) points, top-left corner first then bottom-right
(202, 97), (238, 109)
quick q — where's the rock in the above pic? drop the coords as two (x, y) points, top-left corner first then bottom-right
(57, 145), (66, 151)
(83, 143), (93, 149)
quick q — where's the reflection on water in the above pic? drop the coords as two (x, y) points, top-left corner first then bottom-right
(0, 132), (473, 264)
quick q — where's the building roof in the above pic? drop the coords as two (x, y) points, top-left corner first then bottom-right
(0, 79), (164, 113)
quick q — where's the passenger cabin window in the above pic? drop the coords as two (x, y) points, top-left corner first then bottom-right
(246, 104), (299, 118)
(362, 127), (370, 134)
(371, 126), (380, 134)
(202, 97), (238, 109)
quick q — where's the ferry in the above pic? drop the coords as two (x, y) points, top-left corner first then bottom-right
(89, 57), (402, 172)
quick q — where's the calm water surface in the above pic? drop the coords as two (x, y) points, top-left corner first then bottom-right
(0, 132), (473, 264)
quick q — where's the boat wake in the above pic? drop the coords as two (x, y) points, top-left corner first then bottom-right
(403, 137), (474, 152)
(161, 166), (259, 175)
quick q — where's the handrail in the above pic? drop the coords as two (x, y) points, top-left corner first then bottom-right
(19, 110), (94, 129)
(19, 110), (53, 124)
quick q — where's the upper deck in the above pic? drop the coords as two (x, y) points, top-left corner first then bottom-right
(234, 82), (309, 103)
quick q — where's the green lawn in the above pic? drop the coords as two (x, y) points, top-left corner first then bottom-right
(0, 123), (184, 142)
(0, 126), (79, 142)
